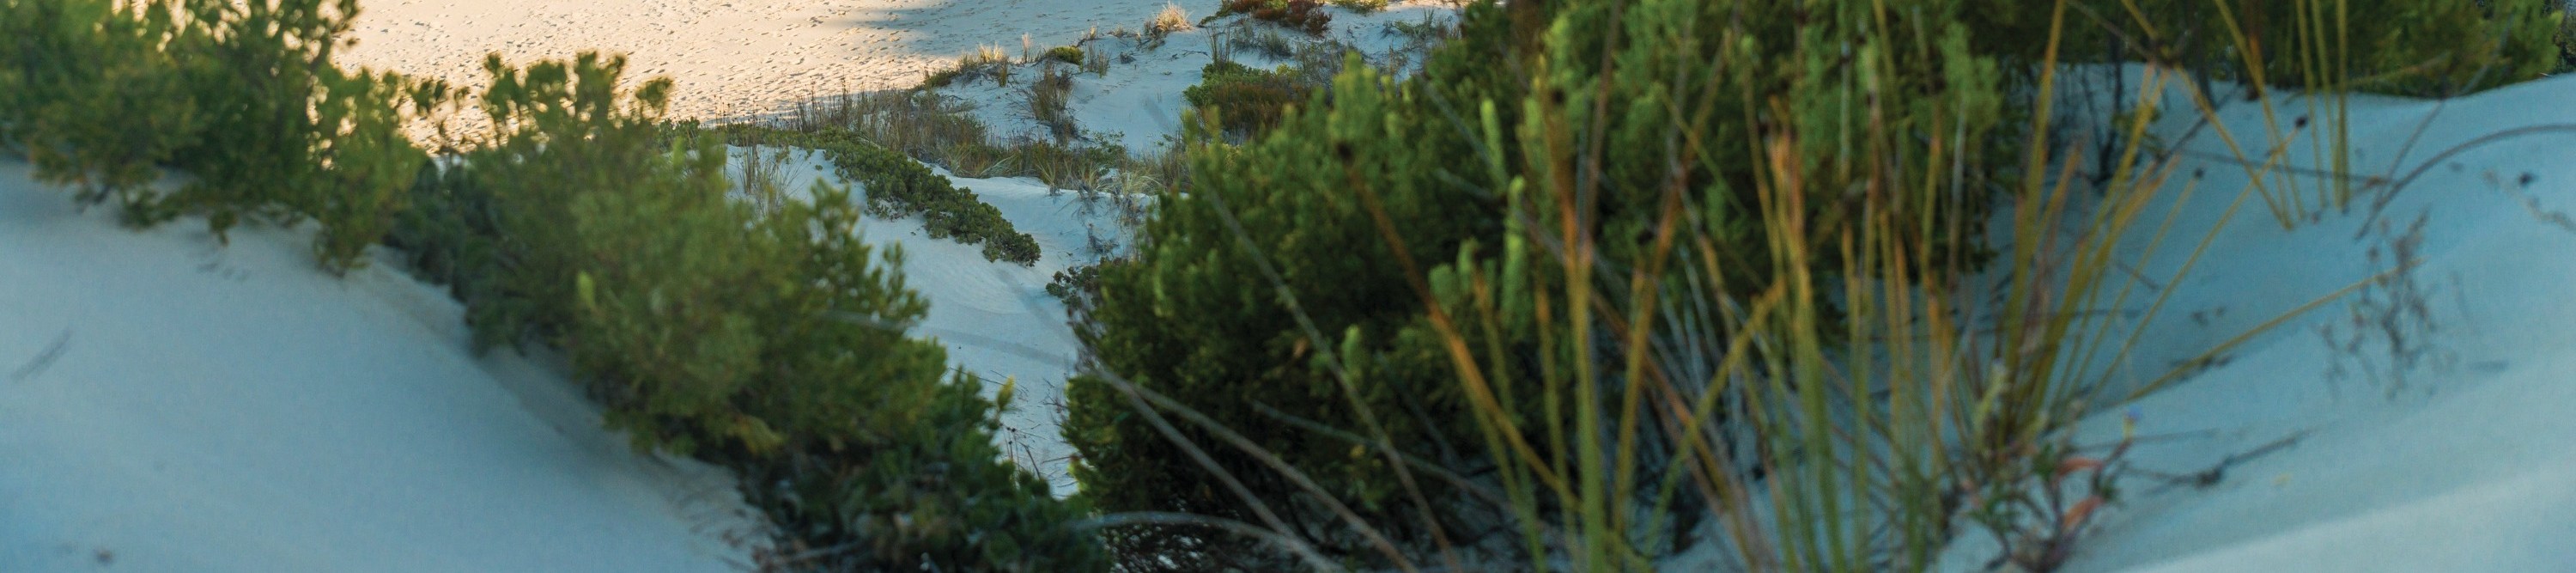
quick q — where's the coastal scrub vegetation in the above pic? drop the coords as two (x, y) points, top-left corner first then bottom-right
(1060, 0), (2564, 570)
(3, 0), (2570, 570)
(713, 125), (1045, 265)
(0, 0), (447, 272)
(0, 1), (1099, 570)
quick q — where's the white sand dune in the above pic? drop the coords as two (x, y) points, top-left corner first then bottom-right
(1925, 68), (2576, 571)
(726, 145), (1137, 494)
(0, 161), (757, 571)
(19, 0), (2574, 570)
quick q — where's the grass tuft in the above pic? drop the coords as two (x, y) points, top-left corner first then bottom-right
(1030, 63), (1078, 143)
(1147, 3), (1194, 38)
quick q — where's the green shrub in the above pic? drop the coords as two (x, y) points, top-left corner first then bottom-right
(1181, 60), (1313, 137)
(1066, 0), (2012, 567)
(298, 70), (439, 271)
(391, 53), (1102, 570)
(2560, 10), (2576, 73)
(0, 0), (197, 208)
(1047, 45), (1086, 65)
(1068, 33), (1524, 573)
(717, 126), (1044, 265)
(3, 1), (1101, 566)
(1969, 0), (2560, 97)
(1071, 0), (2565, 568)
(0, 0), (440, 272)
(1045, 262), (1109, 308)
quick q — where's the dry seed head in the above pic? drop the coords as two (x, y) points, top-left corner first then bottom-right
(1149, 3), (1194, 34)
(971, 44), (1010, 65)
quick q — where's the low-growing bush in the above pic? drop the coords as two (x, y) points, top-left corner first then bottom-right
(0, 0), (197, 207)
(392, 53), (1097, 570)
(8, 1), (1103, 568)
(717, 125), (1043, 265)
(1065, 0), (2014, 567)
(1181, 60), (1312, 137)
(0, 0), (444, 272)
(1970, 0), (2560, 98)
(1069, 0), (2567, 569)
(1046, 46), (1086, 65)
(1045, 261), (1111, 309)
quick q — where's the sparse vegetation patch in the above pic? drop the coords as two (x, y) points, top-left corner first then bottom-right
(1030, 63), (1078, 143)
(717, 125), (1042, 265)
(1182, 60), (1314, 137)
(1219, 0), (1331, 36)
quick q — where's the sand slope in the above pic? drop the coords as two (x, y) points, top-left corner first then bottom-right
(1927, 68), (2576, 571)
(0, 161), (756, 571)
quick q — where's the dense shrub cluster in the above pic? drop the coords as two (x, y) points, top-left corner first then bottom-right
(3, 0), (1097, 566)
(1045, 45), (1086, 65)
(1971, 0), (2560, 96)
(1181, 60), (1315, 137)
(716, 126), (1044, 265)
(1068, 4), (1558, 566)
(1065, 0), (2565, 569)
(389, 53), (1096, 570)
(0, 0), (445, 272)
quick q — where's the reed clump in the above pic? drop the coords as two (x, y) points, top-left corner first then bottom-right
(1060, 0), (2561, 570)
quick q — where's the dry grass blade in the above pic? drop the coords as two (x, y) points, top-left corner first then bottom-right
(1149, 2), (1194, 37)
